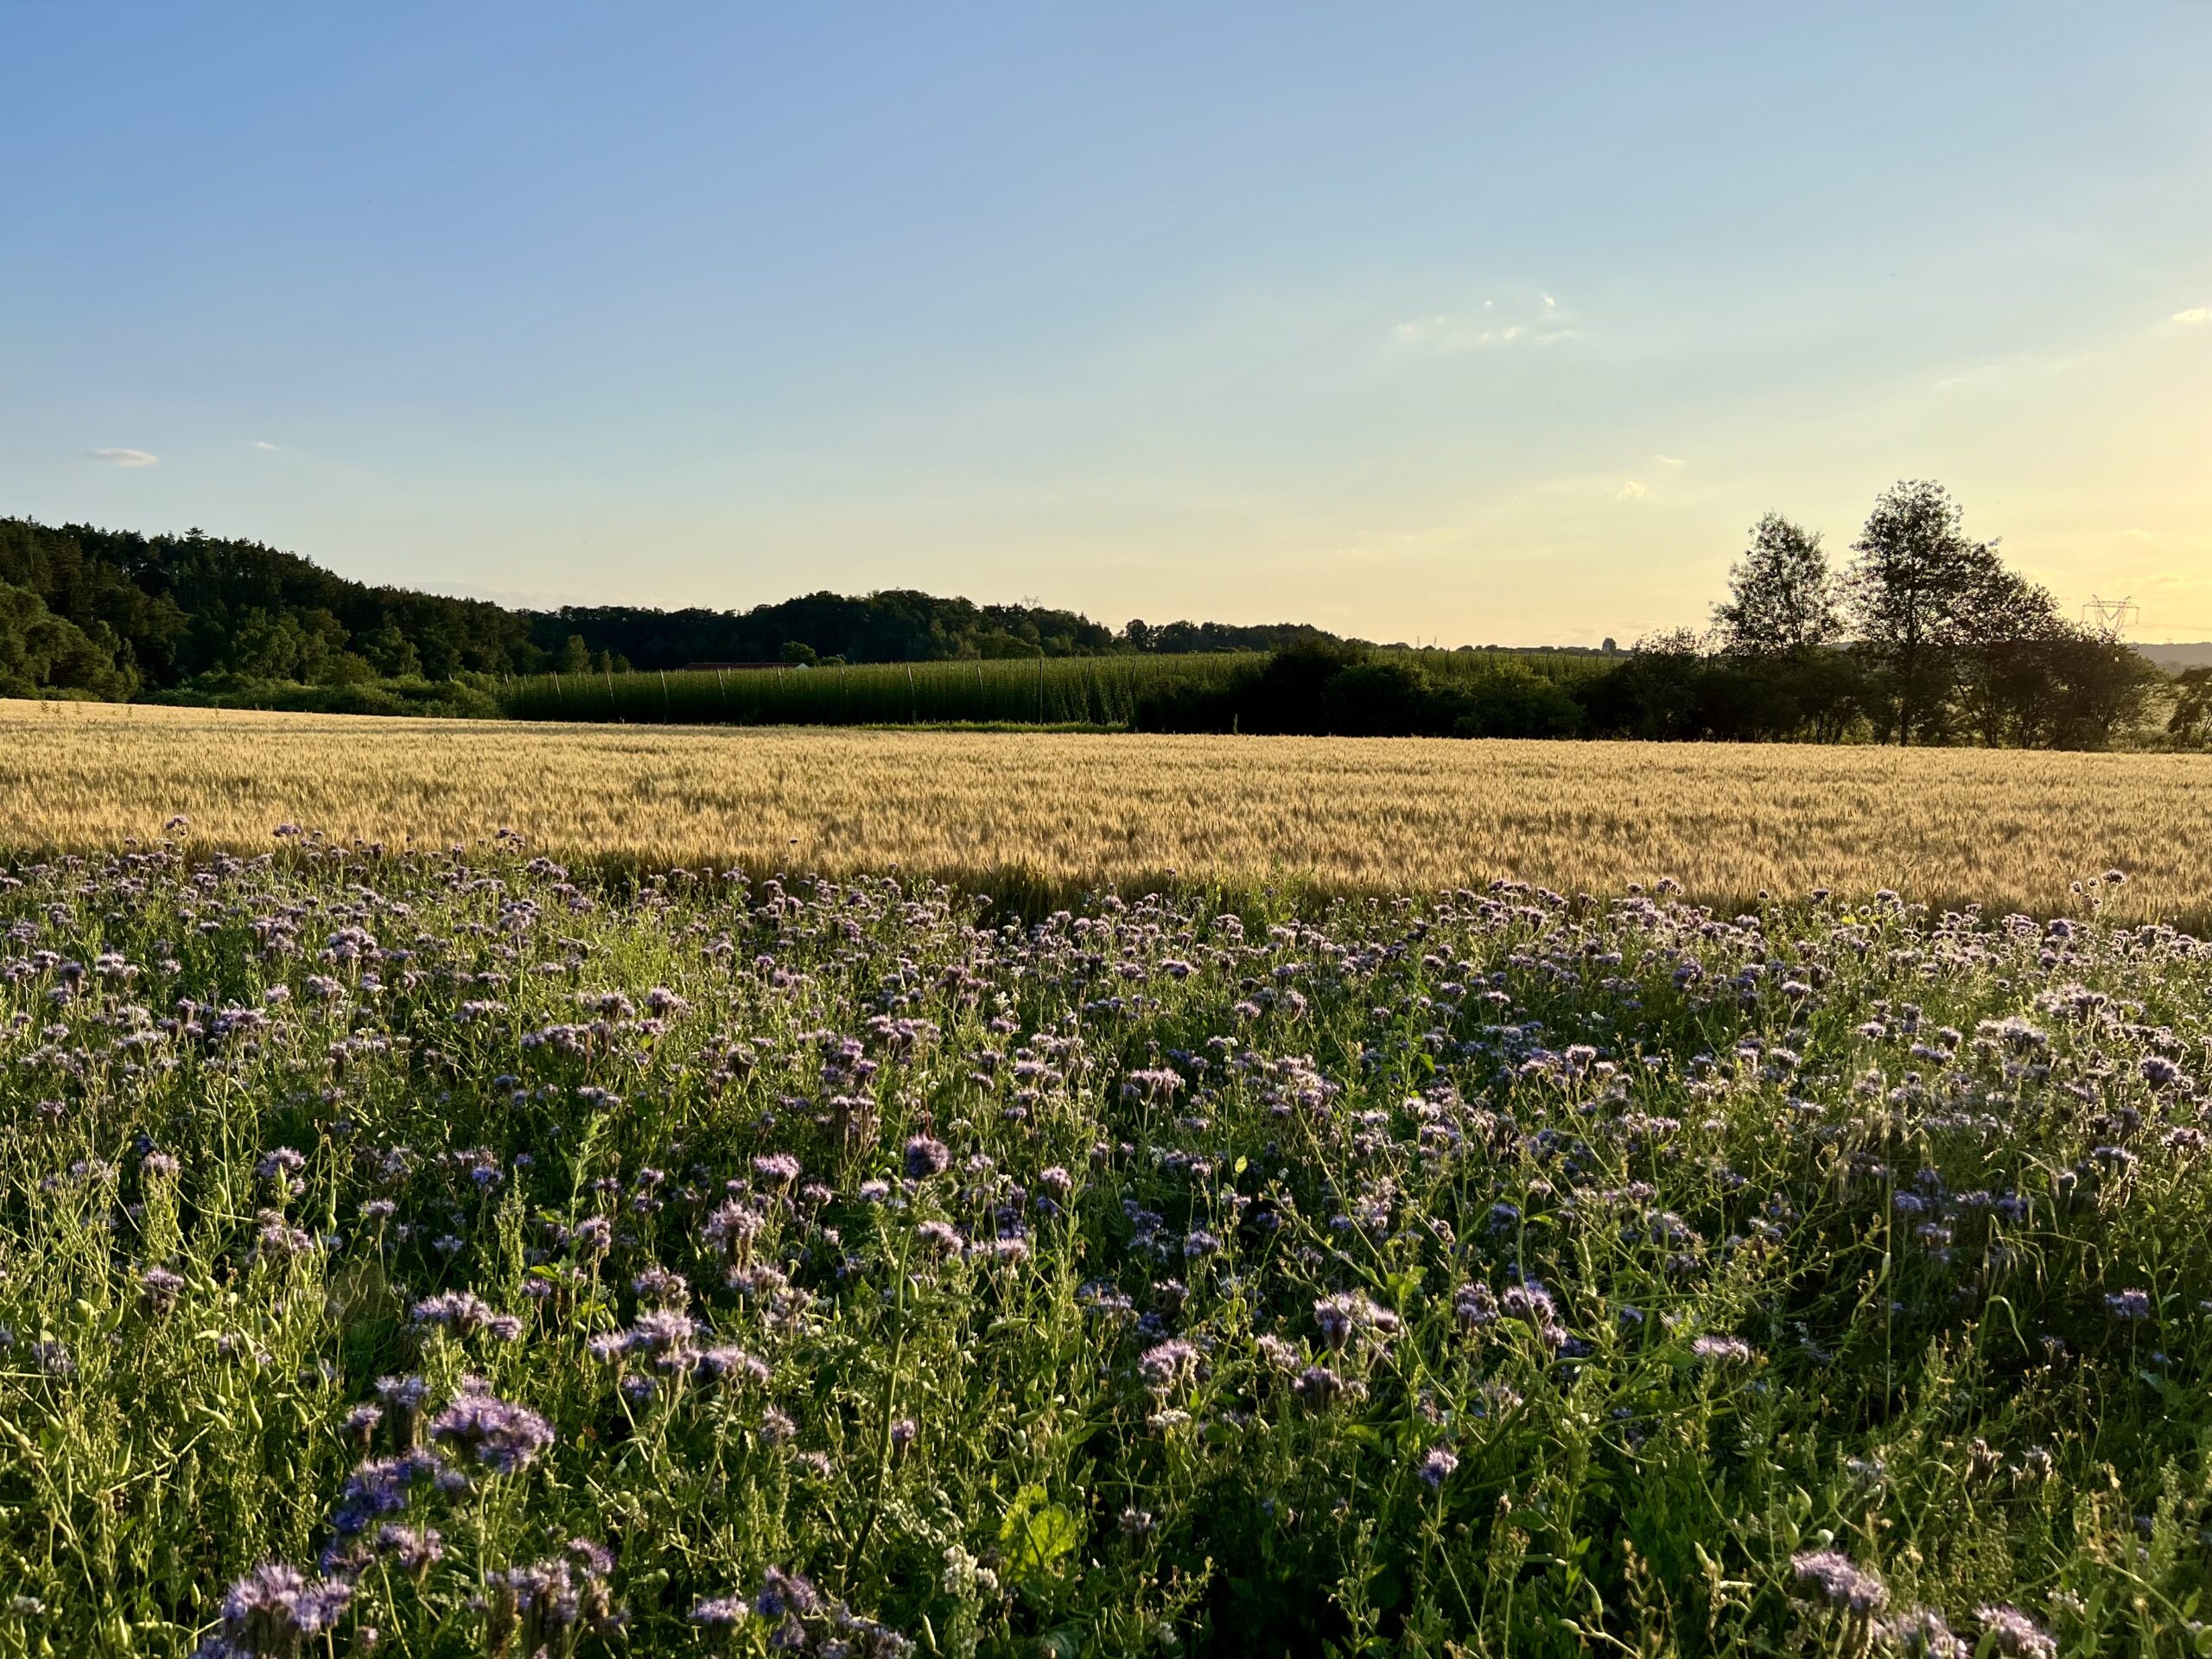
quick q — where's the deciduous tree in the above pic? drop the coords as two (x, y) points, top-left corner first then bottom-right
(1713, 514), (1839, 655)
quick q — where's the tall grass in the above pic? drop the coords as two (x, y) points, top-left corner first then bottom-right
(499, 654), (1262, 728)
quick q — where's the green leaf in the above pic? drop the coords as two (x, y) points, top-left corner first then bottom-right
(999, 1484), (1083, 1581)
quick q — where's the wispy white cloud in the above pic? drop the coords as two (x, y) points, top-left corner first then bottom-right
(1390, 289), (1578, 353)
(251, 440), (279, 451)
(86, 448), (158, 467)
(2175, 307), (2210, 325)
(1934, 350), (2089, 391)
(1393, 316), (1529, 350)
(1616, 480), (1648, 500)
(1653, 454), (1686, 467)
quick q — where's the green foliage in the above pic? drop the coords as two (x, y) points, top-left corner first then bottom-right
(999, 1486), (1084, 1586)
(2171, 668), (2212, 744)
(0, 580), (135, 699)
(0, 845), (2208, 1655)
(0, 517), (543, 693)
(1713, 513), (1841, 655)
(0, 518), (1368, 710)
(151, 674), (505, 718)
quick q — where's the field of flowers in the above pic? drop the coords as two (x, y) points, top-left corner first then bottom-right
(3, 830), (2211, 1656)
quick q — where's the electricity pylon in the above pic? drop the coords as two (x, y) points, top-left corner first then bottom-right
(2081, 594), (2140, 637)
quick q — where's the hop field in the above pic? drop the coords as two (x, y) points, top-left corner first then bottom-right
(498, 653), (1262, 728)
(5, 702), (2212, 926)
(490, 651), (1608, 730)
(3, 830), (2212, 1656)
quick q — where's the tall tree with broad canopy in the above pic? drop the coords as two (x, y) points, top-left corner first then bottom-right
(1712, 513), (1840, 656)
(1845, 480), (2011, 744)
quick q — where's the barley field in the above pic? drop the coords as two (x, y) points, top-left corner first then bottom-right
(2, 700), (2207, 920)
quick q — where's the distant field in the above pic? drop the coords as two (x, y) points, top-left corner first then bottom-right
(4, 700), (2208, 919)
(495, 646), (1605, 727)
(500, 650), (1258, 726)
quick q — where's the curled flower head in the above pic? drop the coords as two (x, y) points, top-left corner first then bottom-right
(410, 1291), (523, 1343)
(427, 1381), (553, 1476)
(1879, 1609), (1967, 1659)
(1791, 1549), (1889, 1616)
(914, 1220), (963, 1257)
(255, 1147), (307, 1185)
(903, 1136), (951, 1179)
(1313, 1292), (1401, 1352)
(1452, 1282), (1498, 1328)
(205, 1561), (351, 1657)
(2105, 1288), (2152, 1320)
(375, 1524), (444, 1573)
(756, 1566), (822, 1620)
(1138, 1338), (1200, 1393)
(1974, 1606), (2056, 1659)
(702, 1198), (766, 1260)
(1291, 1364), (1366, 1409)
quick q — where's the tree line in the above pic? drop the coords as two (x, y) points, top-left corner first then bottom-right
(1640, 479), (2160, 747)
(0, 517), (1341, 704)
(1083, 480), (2171, 747)
(0, 491), (2190, 748)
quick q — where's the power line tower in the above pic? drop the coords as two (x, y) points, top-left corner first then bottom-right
(2081, 594), (2140, 638)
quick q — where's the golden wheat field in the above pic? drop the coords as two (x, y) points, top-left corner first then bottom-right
(2, 698), (2208, 918)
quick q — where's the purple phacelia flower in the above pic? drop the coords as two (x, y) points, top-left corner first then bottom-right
(1974, 1606), (2056, 1659)
(1880, 1609), (1967, 1659)
(410, 1291), (523, 1343)
(903, 1136), (951, 1179)
(1790, 1548), (1888, 1616)
(141, 1266), (188, 1313)
(427, 1382), (553, 1475)
(201, 1561), (352, 1657)
(1138, 1338), (1200, 1392)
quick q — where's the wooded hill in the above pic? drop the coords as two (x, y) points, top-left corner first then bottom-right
(0, 517), (1333, 701)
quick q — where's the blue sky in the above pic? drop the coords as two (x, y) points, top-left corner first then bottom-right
(3, 3), (2207, 642)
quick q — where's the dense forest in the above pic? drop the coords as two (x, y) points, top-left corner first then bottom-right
(0, 517), (1335, 708)
(0, 486), (2196, 748)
